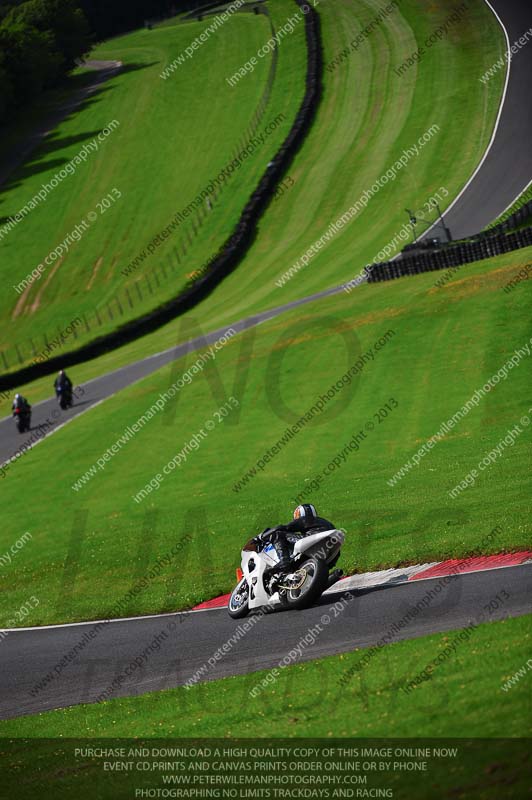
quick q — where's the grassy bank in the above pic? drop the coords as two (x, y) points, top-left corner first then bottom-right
(0, 247), (530, 626)
(0, 0), (505, 371)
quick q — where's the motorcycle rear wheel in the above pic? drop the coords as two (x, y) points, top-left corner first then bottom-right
(16, 417), (28, 433)
(282, 557), (327, 610)
(228, 578), (250, 619)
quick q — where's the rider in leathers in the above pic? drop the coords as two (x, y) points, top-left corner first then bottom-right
(12, 393), (31, 415)
(54, 369), (73, 398)
(257, 504), (336, 571)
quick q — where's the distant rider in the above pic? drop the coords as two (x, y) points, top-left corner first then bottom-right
(256, 504), (336, 571)
(54, 369), (73, 399)
(12, 393), (31, 415)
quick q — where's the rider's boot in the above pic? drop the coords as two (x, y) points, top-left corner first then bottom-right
(274, 538), (292, 572)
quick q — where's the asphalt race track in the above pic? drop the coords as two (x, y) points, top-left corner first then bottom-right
(1, 565), (530, 719)
(424, 0), (532, 240)
(0, 0), (531, 724)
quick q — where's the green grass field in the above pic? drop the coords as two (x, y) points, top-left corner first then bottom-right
(487, 182), (532, 229)
(0, 0), (305, 370)
(1, 247), (530, 627)
(0, 615), (529, 800)
(0, 0), (506, 373)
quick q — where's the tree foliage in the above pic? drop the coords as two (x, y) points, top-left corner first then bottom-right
(0, 0), (90, 122)
(0, 0), (209, 123)
(78, 0), (172, 39)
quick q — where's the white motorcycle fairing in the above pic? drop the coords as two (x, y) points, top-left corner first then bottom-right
(293, 528), (345, 561)
(241, 542), (280, 610)
(242, 528), (345, 611)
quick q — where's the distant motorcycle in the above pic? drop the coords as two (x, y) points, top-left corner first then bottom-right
(13, 406), (31, 433)
(228, 527), (345, 618)
(56, 385), (72, 410)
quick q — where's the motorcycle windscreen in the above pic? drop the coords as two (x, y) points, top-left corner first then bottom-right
(262, 543), (279, 565)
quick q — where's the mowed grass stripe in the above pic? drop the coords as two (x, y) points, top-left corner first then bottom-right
(152, 0), (508, 334)
(0, 0), (505, 370)
(0, 247), (530, 625)
(0, 1), (305, 359)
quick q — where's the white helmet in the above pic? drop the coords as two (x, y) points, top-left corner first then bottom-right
(293, 504), (317, 520)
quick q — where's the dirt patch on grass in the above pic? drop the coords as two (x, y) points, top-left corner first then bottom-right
(11, 281), (34, 319)
(428, 264), (528, 298)
(29, 258), (63, 314)
(87, 256), (103, 291)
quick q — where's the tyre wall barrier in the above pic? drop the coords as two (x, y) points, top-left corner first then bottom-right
(367, 225), (532, 283)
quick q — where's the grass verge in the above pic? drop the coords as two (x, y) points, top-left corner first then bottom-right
(0, 0), (505, 371)
(0, 248), (530, 625)
(0, 616), (530, 799)
(0, 0), (305, 368)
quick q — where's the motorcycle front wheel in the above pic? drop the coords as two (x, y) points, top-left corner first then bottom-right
(228, 578), (250, 619)
(282, 557), (328, 610)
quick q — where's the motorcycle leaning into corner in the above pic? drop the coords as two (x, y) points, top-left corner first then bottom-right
(228, 527), (345, 618)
